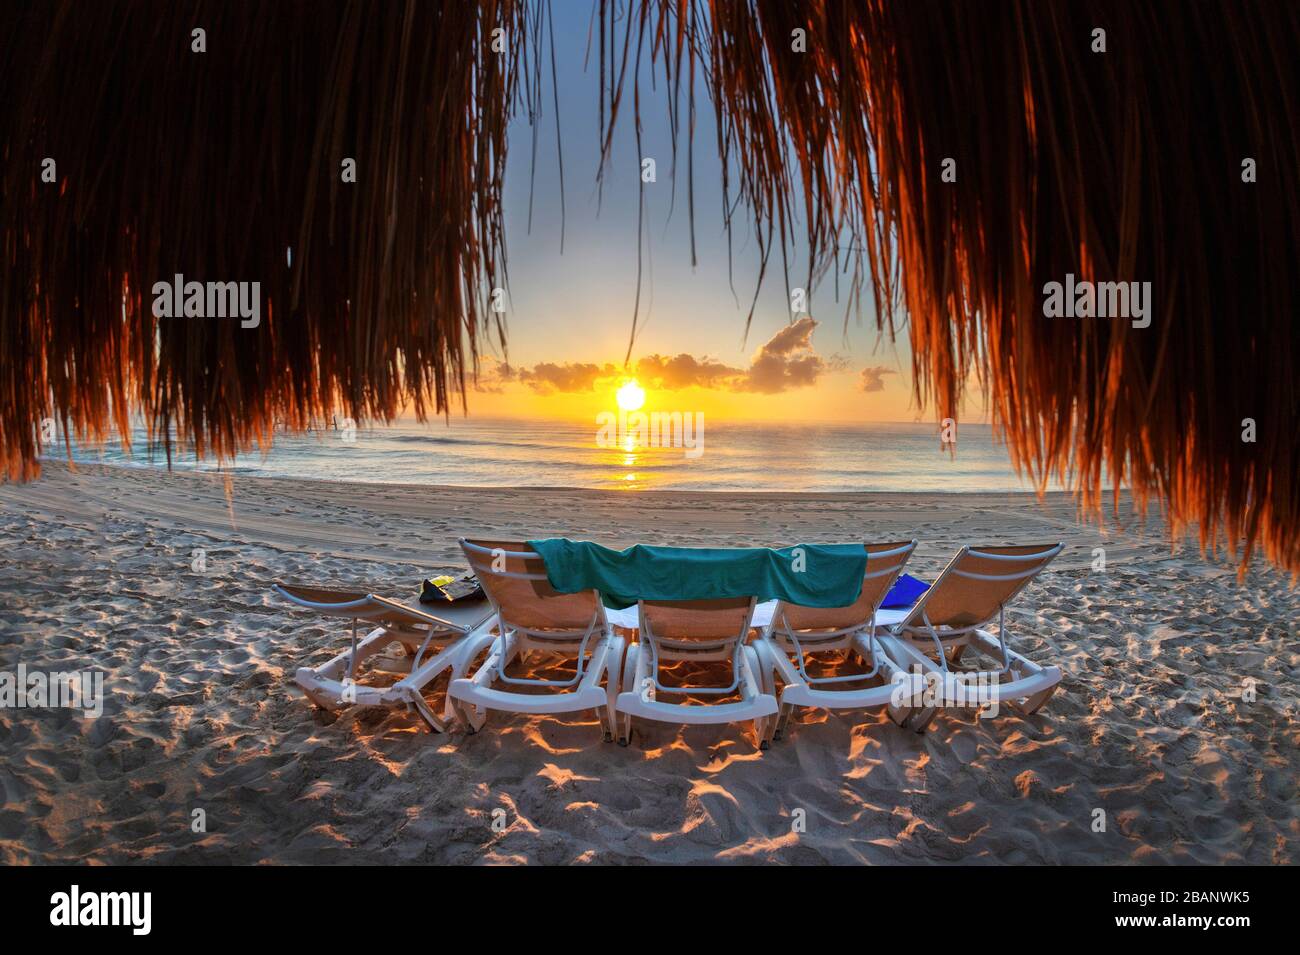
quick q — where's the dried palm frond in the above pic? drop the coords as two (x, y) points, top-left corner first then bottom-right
(1, 0), (532, 475)
(607, 0), (1299, 575)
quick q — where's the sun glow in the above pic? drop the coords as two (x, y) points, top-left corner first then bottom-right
(615, 379), (646, 412)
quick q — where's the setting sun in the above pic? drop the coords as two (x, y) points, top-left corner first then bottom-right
(615, 379), (646, 411)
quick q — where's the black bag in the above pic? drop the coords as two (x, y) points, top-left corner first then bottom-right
(419, 573), (484, 604)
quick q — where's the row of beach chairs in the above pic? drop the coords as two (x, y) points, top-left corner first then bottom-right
(276, 538), (1063, 747)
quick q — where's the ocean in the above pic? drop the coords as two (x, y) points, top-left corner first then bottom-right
(55, 417), (1065, 494)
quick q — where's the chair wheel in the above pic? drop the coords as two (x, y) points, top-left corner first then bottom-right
(617, 737), (629, 747)
(759, 740), (770, 751)
(603, 731), (613, 743)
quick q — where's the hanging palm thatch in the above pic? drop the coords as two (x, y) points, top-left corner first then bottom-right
(603, 0), (1299, 576)
(1, 0), (530, 474)
(2, 1), (1297, 577)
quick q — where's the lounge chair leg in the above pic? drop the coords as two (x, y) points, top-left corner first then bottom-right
(772, 702), (793, 741)
(616, 643), (639, 746)
(752, 639), (778, 699)
(442, 645), (473, 725)
(408, 690), (447, 734)
(603, 633), (624, 744)
(450, 696), (487, 733)
(756, 706), (782, 750)
(1019, 684), (1057, 715)
(886, 702), (912, 727)
(910, 705), (937, 734)
(302, 688), (339, 713)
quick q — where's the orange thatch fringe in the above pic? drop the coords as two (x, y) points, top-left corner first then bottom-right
(3, 1), (1297, 578)
(605, 0), (1298, 577)
(1, 0), (531, 478)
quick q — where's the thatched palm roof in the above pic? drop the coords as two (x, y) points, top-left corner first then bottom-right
(2, 0), (527, 468)
(3, 1), (1298, 576)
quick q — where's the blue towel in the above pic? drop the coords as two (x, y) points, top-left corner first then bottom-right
(528, 539), (869, 610)
(881, 573), (929, 609)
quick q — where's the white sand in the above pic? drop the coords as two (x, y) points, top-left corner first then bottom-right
(0, 461), (1295, 864)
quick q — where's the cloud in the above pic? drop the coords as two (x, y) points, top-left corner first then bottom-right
(493, 317), (835, 396)
(859, 364), (898, 393)
(736, 316), (828, 393)
(634, 353), (744, 390)
(760, 317), (818, 356)
(471, 357), (514, 393)
(516, 361), (619, 394)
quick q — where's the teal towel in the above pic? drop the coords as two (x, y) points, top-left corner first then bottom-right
(527, 539), (868, 610)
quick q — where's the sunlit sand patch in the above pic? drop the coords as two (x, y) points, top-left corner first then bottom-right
(841, 724), (888, 779)
(893, 810), (943, 844)
(949, 824), (992, 845)
(538, 763), (599, 790)
(299, 780), (334, 801)
(516, 718), (602, 756)
(903, 750), (931, 788)
(716, 832), (801, 859)
(1014, 769), (1045, 797)
(687, 779), (739, 806)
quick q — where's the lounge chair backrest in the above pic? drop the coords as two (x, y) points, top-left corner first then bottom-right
(459, 538), (603, 632)
(779, 540), (917, 631)
(639, 596), (756, 643)
(902, 543), (1062, 630)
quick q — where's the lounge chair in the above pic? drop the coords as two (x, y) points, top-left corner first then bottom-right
(615, 596), (778, 749)
(881, 543), (1064, 731)
(753, 540), (919, 743)
(446, 539), (624, 740)
(276, 583), (494, 733)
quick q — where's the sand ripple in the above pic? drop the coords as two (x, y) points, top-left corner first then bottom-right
(0, 463), (1295, 864)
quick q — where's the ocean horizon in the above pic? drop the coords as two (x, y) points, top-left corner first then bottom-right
(52, 417), (1068, 494)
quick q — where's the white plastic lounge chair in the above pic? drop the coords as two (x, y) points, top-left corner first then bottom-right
(615, 596), (778, 749)
(882, 543), (1064, 731)
(446, 539), (624, 741)
(753, 540), (919, 743)
(276, 583), (494, 733)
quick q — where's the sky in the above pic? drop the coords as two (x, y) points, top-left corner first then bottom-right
(457, 2), (942, 425)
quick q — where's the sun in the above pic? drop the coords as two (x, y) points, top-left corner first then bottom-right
(615, 379), (646, 412)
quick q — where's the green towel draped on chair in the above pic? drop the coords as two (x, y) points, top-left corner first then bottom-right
(527, 539), (868, 610)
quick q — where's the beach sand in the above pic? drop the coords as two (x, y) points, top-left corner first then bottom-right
(0, 461), (1295, 864)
